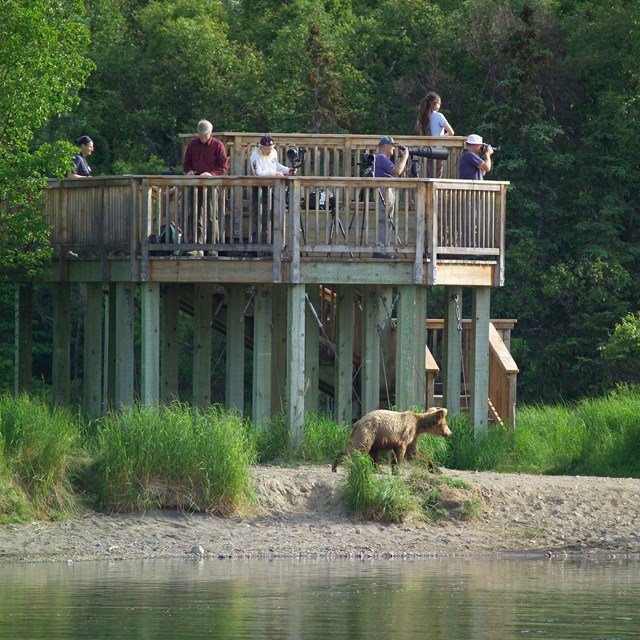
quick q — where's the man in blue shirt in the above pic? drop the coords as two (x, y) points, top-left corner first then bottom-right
(459, 134), (493, 180)
(373, 136), (409, 256)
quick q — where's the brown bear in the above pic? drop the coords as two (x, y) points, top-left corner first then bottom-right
(331, 408), (451, 473)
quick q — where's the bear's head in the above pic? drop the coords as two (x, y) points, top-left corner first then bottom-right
(417, 407), (451, 438)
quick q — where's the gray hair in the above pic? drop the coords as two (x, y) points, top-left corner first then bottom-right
(197, 119), (213, 135)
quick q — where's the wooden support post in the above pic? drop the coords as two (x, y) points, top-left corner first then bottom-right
(286, 283), (306, 448)
(83, 283), (103, 418)
(443, 286), (463, 416)
(141, 282), (160, 406)
(160, 284), (180, 403)
(305, 284), (320, 413)
(115, 283), (135, 408)
(395, 285), (418, 410)
(415, 285), (427, 406)
(52, 282), (71, 405)
(192, 283), (212, 408)
(104, 284), (116, 411)
(361, 285), (381, 414)
(14, 283), (33, 395)
(271, 285), (287, 415)
(334, 284), (354, 425)
(470, 286), (491, 434)
(225, 284), (245, 414)
(252, 284), (272, 428)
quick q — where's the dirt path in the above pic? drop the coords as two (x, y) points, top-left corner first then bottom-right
(1, 466), (639, 563)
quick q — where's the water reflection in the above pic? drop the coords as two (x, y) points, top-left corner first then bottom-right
(0, 557), (638, 639)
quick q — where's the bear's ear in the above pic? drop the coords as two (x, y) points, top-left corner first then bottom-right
(437, 408), (448, 418)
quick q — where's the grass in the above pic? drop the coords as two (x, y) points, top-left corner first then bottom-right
(2, 385), (640, 524)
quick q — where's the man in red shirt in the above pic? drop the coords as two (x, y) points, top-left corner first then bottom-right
(182, 120), (229, 255)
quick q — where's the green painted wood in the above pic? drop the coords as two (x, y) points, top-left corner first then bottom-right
(104, 284), (116, 411)
(334, 284), (354, 425)
(160, 284), (180, 403)
(83, 283), (103, 418)
(252, 284), (272, 428)
(115, 283), (135, 408)
(470, 286), (491, 434)
(192, 283), (212, 408)
(395, 285), (417, 411)
(141, 282), (160, 406)
(286, 283), (306, 448)
(305, 285), (320, 413)
(415, 285), (428, 405)
(14, 283), (33, 395)
(361, 286), (381, 414)
(52, 283), (71, 405)
(443, 286), (463, 415)
(271, 285), (287, 415)
(225, 284), (245, 414)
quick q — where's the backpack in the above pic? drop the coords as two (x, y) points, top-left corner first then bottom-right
(149, 222), (182, 255)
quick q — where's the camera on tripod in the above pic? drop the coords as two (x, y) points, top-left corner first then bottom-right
(358, 152), (375, 178)
(287, 146), (307, 169)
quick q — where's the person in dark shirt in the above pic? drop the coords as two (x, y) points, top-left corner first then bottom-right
(182, 120), (229, 256)
(373, 135), (409, 256)
(459, 134), (493, 180)
(68, 135), (94, 178)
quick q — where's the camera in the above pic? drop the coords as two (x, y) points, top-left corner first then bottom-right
(407, 146), (450, 161)
(482, 144), (502, 152)
(358, 152), (375, 178)
(398, 144), (408, 154)
(287, 146), (307, 169)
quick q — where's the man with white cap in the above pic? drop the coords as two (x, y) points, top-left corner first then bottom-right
(372, 135), (409, 256)
(459, 134), (493, 180)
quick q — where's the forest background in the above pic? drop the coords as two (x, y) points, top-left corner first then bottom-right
(0, 0), (638, 406)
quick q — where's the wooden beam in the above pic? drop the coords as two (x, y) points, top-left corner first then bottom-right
(395, 285), (419, 410)
(470, 287), (491, 434)
(83, 283), (103, 418)
(361, 286), (381, 414)
(160, 284), (180, 403)
(334, 284), (354, 425)
(141, 282), (160, 406)
(14, 283), (33, 395)
(225, 284), (245, 414)
(252, 284), (272, 428)
(443, 286), (463, 416)
(305, 285), (320, 413)
(286, 284), (306, 448)
(115, 283), (135, 408)
(192, 283), (212, 408)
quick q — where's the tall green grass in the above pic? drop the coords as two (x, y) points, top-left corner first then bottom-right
(0, 394), (79, 522)
(89, 403), (256, 514)
(422, 385), (640, 477)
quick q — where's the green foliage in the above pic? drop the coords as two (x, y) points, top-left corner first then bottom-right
(90, 403), (256, 514)
(0, 394), (79, 521)
(0, 0), (92, 280)
(600, 313), (640, 385)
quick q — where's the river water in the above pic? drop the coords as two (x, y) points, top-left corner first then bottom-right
(0, 556), (638, 639)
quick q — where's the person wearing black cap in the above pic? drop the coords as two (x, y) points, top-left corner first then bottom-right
(373, 136), (409, 256)
(248, 135), (296, 251)
(249, 135), (296, 177)
(68, 135), (94, 178)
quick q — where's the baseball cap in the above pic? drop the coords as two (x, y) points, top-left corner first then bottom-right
(259, 135), (275, 146)
(466, 134), (483, 145)
(378, 135), (395, 146)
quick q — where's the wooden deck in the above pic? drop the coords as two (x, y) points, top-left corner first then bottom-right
(27, 132), (517, 432)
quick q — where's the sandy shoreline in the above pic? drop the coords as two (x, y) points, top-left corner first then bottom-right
(2, 465), (640, 563)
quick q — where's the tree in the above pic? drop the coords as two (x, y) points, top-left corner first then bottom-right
(0, 0), (92, 280)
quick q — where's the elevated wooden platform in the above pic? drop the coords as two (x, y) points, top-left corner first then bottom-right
(14, 133), (516, 440)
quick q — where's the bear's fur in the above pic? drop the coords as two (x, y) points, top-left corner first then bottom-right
(331, 408), (451, 472)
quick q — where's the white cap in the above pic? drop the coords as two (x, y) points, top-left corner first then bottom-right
(466, 134), (483, 145)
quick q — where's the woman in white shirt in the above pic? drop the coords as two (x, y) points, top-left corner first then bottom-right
(250, 135), (296, 176)
(416, 93), (455, 178)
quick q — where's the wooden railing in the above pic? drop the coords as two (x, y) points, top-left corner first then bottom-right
(427, 318), (518, 426)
